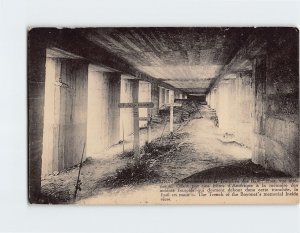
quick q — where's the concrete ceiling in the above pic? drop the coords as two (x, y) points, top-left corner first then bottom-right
(82, 28), (251, 94)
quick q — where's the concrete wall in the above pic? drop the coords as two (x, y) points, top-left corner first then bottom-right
(252, 31), (299, 176)
(207, 30), (299, 177)
(28, 30), (46, 202)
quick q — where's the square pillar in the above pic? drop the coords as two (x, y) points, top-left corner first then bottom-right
(119, 76), (134, 139)
(87, 69), (110, 156)
(161, 87), (166, 106)
(132, 79), (140, 159)
(87, 71), (121, 156)
(159, 87), (163, 108)
(151, 83), (159, 115)
(169, 90), (174, 104)
(139, 81), (151, 128)
(165, 89), (169, 103)
(28, 29), (47, 203)
(252, 56), (267, 165)
(106, 72), (121, 146)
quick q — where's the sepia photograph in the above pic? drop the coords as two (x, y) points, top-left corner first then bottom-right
(27, 27), (299, 205)
(1, 0), (300, 232)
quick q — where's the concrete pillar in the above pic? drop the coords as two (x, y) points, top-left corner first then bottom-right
(132, 79), (140, 159)
(252, 51), (299, 176)
(86, 71), (121, 156)
(174, 90), (180, 100)
(106, 73), (121, 146)
(252, 56), (267, 165)
(169, 90), (174, 104)
(60, 60), (89, 170)
(217, 81), (232, 132)
(165, 89), (169, 104)
(234, 71), (254, 147)
(139, 81), (151, 128)
(41, 59), (89, 173)
(119, 76), (134, 139)
(42, 58), (57, 176)
(87, 70), (110, 156)
(151, 83), (159, 115)
(209, 72), (254, 148)
(161, 87), (166, 106)
(228, 77), (238, 133)
(42, 56), (90, 177)
(28, 29), (47, 203)
(213, 88), (217, 109)
(159, 87), (163, 108)
(210, 90), (214, 109)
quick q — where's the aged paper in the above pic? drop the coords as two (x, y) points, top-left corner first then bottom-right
(28, 27), (299, 204)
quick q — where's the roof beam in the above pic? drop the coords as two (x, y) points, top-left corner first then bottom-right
(207, 31), (267, 93)
(30, 28), (179, 91)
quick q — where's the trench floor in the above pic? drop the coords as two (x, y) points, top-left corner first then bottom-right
(41, 104), (282, 204)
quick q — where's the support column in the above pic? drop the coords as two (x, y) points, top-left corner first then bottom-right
(60, 60), (89, 170)
(107, 73), (121, 146)
(147, 108), (151, 142)
(252, 56), (267, 165)
(132, 79), (140, 159)
(86, 69), (111, 156)
(165, 89), (169, 103)
(119, 76), (134, 140)
(138, 81), (151, 128)
(28, 29), (47, 203)
(159, 87), (163, 108)
(234, 71), (254, 147)
(169, 90), (174, 104)
(174, 90), (180, 100)
(161, 88), (166, 106)
(170, 106), (174, 134)
(169, 90), (174, 134)
(151, 83), (159, 115)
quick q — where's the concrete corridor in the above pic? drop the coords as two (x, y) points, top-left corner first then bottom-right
(28, 27), (299, 204)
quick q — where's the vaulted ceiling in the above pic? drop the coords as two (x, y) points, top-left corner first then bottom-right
(81, 28), (251, 95)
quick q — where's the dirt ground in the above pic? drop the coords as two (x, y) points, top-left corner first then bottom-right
(41, 101), (284, 204)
